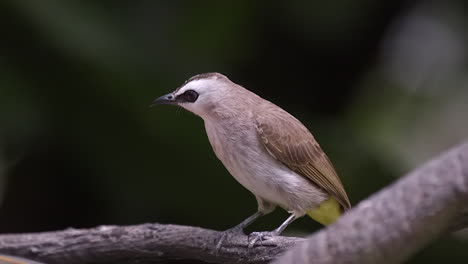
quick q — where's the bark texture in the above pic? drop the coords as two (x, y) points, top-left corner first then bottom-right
(274, 141), (468, 264)
(0, 224), (301, 264)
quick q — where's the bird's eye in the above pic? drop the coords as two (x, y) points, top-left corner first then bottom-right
(182, 90), (199, 103)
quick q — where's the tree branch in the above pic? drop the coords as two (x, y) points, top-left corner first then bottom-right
(0, 142), (467, 264)
(0, 223), (301, 264)
(274, 141), (468, 264)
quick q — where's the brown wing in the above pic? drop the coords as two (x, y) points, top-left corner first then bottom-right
(255, 108), (351, 210)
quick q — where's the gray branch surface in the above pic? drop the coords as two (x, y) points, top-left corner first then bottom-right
(0, 223), (302, 264)
(0, 142), (467, 264)
(274, 141), (468, 264)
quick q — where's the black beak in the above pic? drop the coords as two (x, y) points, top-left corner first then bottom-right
(150, 93), (176, 107)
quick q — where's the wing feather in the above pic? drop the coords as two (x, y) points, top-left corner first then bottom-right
(255, 109), (351, 210)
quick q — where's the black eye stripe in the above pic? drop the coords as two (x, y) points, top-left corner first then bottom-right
(177, 90), (199, 103)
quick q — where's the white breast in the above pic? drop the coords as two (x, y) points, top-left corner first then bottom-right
(204, 119), (326, 214)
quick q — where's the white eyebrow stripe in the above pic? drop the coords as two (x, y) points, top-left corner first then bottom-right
(174, 79), (214, 96)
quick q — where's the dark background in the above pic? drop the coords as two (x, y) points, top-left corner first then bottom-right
(1, 0), (468, 263)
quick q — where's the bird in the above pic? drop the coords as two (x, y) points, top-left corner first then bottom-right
(152, 72), (351, 245)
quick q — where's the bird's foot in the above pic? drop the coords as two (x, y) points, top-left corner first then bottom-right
(215, 226), (245, 253)
(248, 231), (278, 248)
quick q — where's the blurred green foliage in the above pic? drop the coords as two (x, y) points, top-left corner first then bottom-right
(0, 0), (467, 262)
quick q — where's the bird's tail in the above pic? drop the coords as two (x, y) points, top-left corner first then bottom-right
(306, 197), (343, 226)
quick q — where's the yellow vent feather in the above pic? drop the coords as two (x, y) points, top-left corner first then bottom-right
(307, 197), (342, 226)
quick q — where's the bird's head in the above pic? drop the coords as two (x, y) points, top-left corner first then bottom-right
(151, 72), (236, 119)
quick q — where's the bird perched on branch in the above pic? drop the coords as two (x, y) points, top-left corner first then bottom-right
(152, 73), (350, 245)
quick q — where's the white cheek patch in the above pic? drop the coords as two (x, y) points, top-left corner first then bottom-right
(179, 101), (203, 117)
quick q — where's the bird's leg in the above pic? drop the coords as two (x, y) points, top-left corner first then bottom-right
(248, 213), (298, 248)
(215, 211), (264, 252)
(215, 198), (275, 252)
(272, 213), (298, 234)
(224, 211), (264, 234)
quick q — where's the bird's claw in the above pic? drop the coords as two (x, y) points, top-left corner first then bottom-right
(248, 231), (277, 248)
(215, 226), (245, 254)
